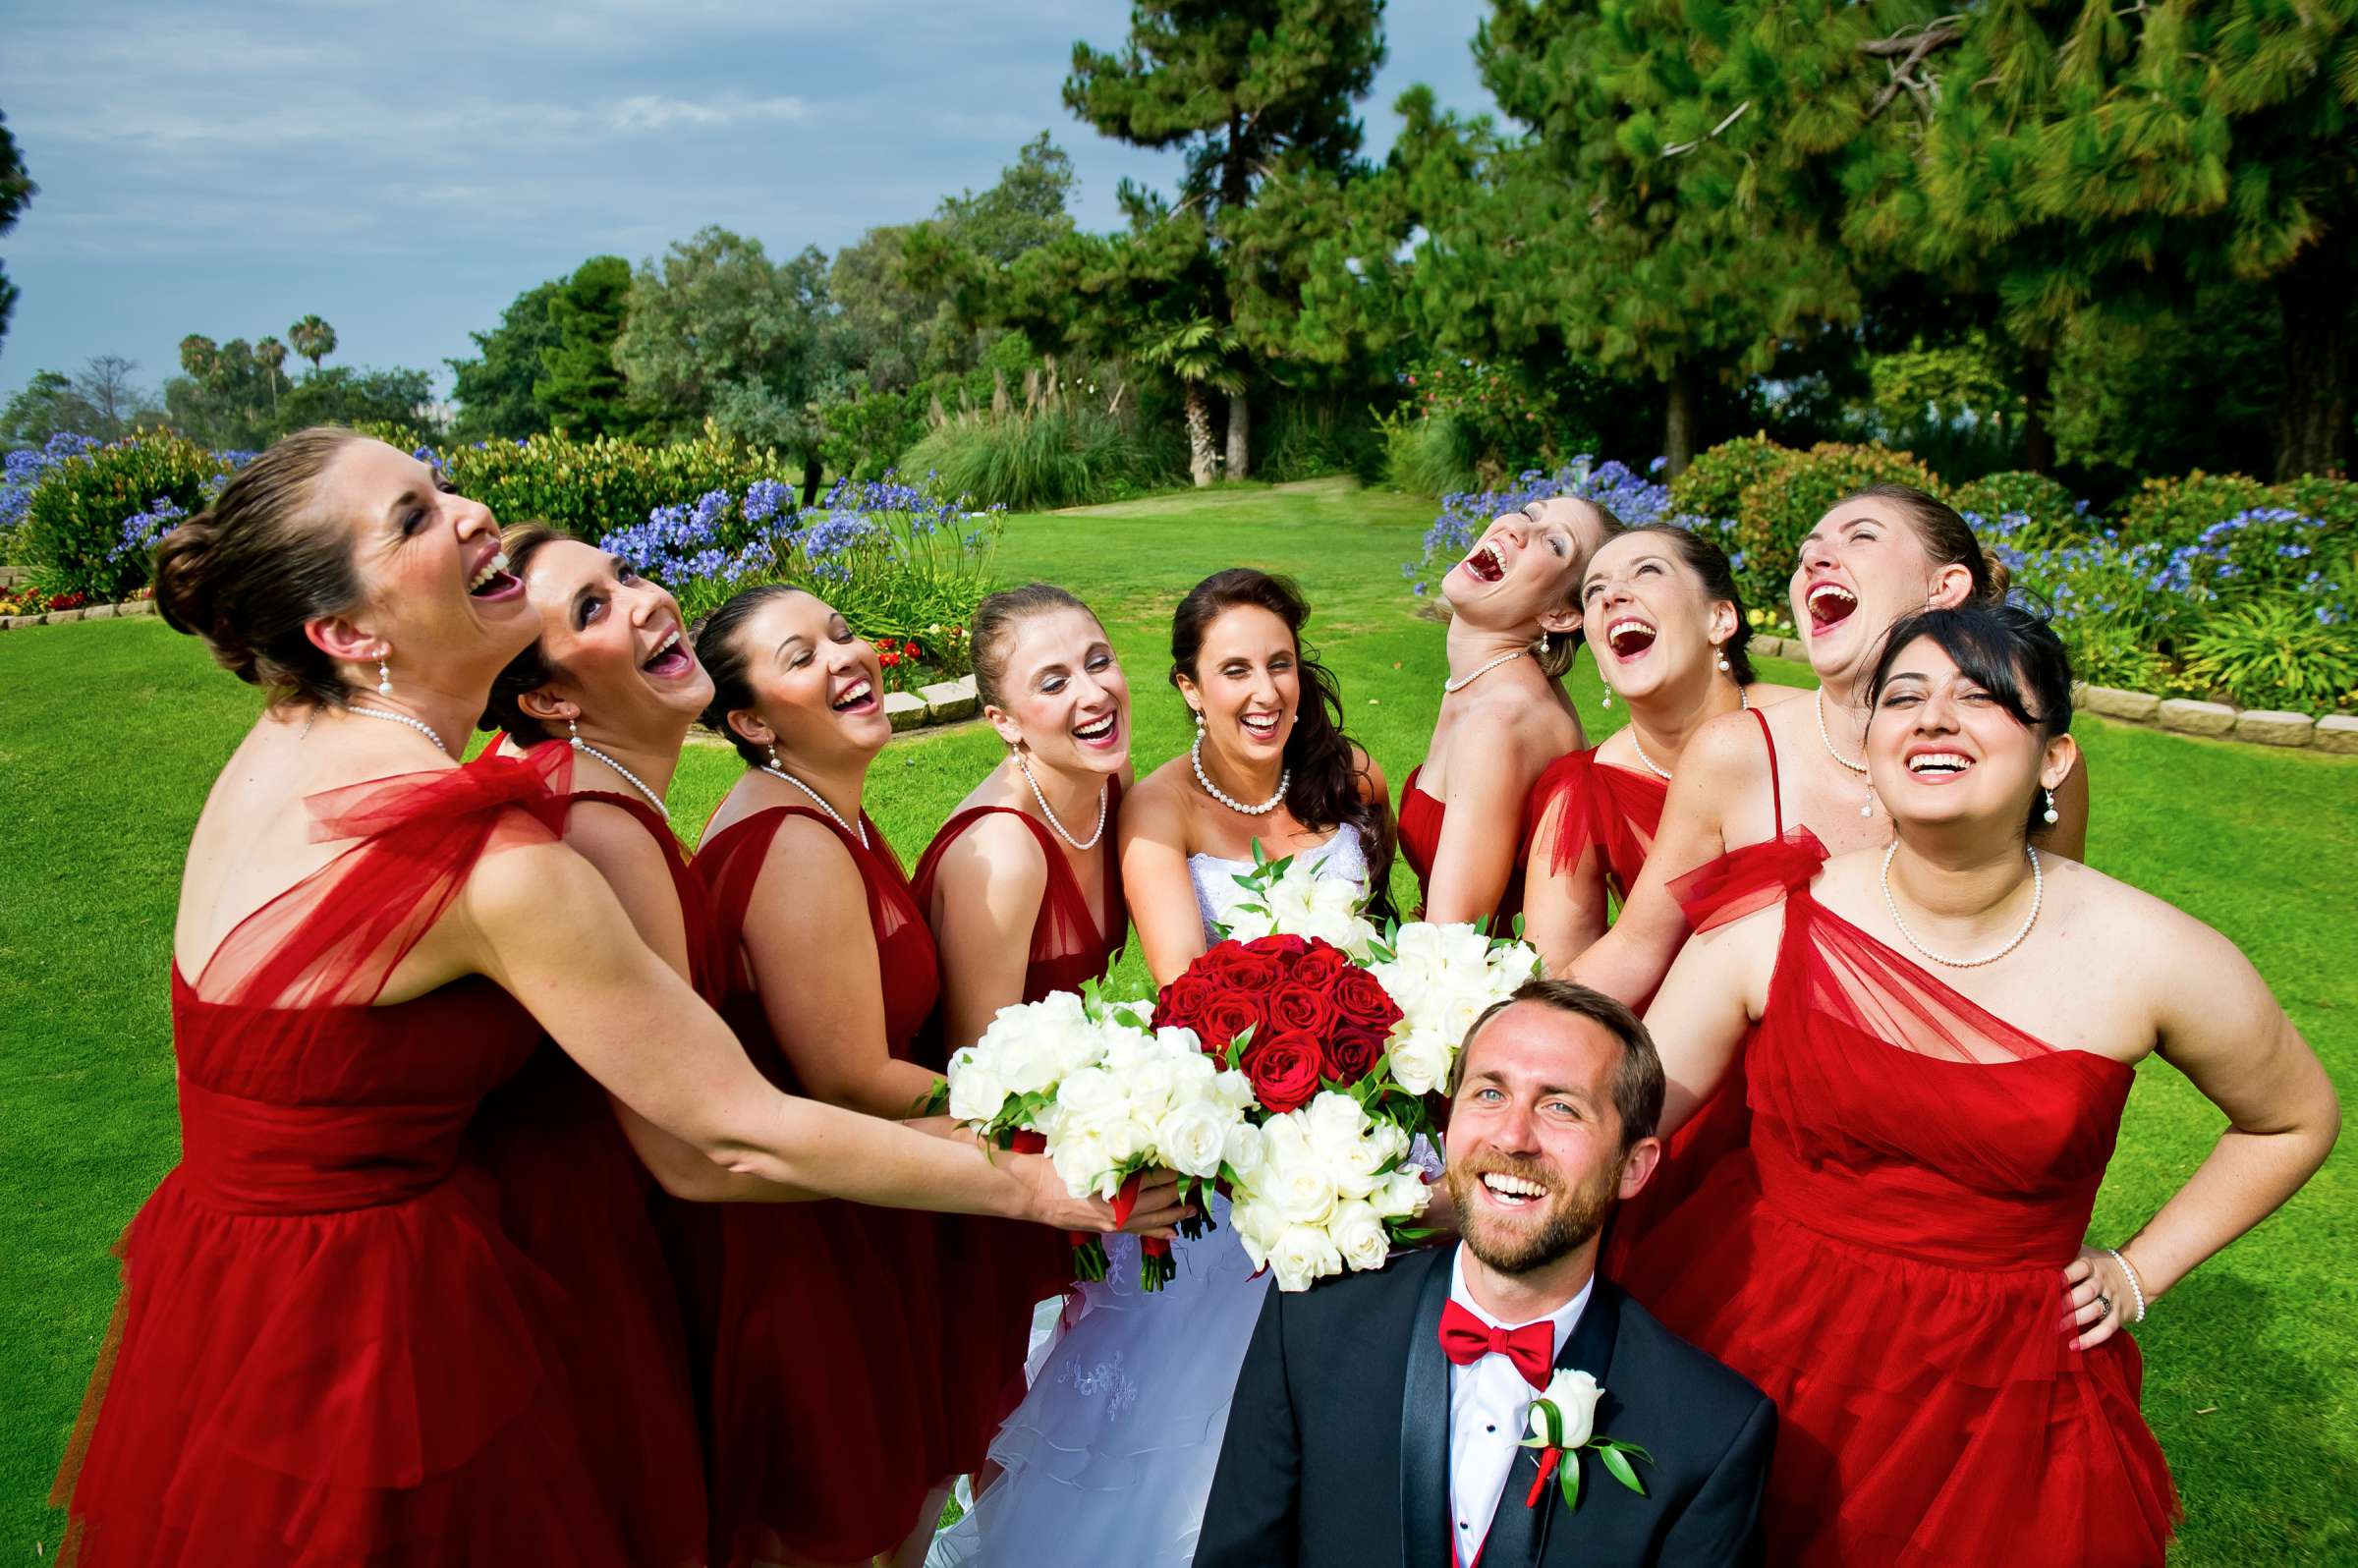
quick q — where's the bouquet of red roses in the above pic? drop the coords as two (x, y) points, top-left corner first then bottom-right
(1150, 933), (1406, 1112)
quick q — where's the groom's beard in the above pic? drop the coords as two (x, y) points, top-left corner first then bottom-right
(1447, 1151), (1621, 1277)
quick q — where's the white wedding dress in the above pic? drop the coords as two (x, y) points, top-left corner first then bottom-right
(929, 826), (1372, 1568)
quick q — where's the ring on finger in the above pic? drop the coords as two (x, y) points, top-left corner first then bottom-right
(2094, 1294), (2112, 1319)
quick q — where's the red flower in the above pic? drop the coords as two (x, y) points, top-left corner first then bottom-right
(1243, 1031), (1324, 1113)
(1290, 944), (1350, 988)
(1152, 973), (1218, 1036)
(1219, 953), (1282, 994)
(1196, 993), (1266, 1056)
(907, 640), (924, 659)
(1266, 980), (1338, 1039)
(880, 649), (901, 667)
(1321, 1023), (1385, 1086)
(1333, 967), (1401, 1033)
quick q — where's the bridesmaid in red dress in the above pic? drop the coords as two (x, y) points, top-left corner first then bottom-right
(50, 432), (1171, 1568)
(1399, 495), (1602, 926)
(1621, 603), (2339, 1566)
(911, 584), (1135, 1475)
(690, 583), (965, 1568)
(1570, 487), (2096, 1263)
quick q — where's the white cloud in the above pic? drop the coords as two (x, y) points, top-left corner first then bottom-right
(606, 94), (814, 133)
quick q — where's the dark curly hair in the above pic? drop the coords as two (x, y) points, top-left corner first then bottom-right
(1170, 569), (1396, 921)
(477, 522), (574, 749)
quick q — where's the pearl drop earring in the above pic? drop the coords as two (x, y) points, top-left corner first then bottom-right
(1716, 648), (1731, 673)
(569, 715), (582, 750)
(375, 650), (393, 697)
(1194, 707), (1206, 728)
(768, 743), (782, 769)
(1861, 788), (1877, 819)
(2043, 788), (2059, 826)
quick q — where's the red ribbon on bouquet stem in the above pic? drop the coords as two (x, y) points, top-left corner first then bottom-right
(1008, 1132), (1167, 1259)
(1526, 1446), (1563, 1509)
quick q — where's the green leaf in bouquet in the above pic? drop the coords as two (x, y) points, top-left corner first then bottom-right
(1598, 1443), (1647, 1496)
(908, 1078), (950, 1119)
(1390, 1224), (1442, 1243)
(1511, 912), (1528, 941)
(1559, 1452), (1582, 1512)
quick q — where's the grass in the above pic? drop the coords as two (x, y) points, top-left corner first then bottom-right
(3, 475), (2352, 1562)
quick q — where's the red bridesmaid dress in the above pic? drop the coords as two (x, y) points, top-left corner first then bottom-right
(910, 782), (1128, 1469)
(1397, 763), (1526, 929)
(695, 805), (946, 1568)
(1616, 867), (2178, 1565)
(465, 787), (728, 1568)
(1523, 744), (1669, 914)
(1605, 705), (1826, 1277)
(50, 749), (672, 1567)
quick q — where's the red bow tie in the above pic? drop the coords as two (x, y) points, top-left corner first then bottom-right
(1438, 1299), (1553, 1389)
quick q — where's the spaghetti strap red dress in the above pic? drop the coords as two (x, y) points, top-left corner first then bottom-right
(1616, 868), (2178, 1565)
(1605, 705), (1827, 1276)
(465, 788), (725, 1568)
(694, 804), (946, 1568)
(1398, 763), (1526, 928)
(911, 782), (1128, 1467)
(49, 747), (680, 1567)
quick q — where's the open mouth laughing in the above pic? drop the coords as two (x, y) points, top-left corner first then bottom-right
(467, 549), (521, 600)
(1459, 540), (1507, 585)
(1072, 709), (1121, 750)
(830, 676), (877, 716)
(641, 626), (695, 680)
(1237, 709), (1283, 744)
(1805, 581), (1858, 631)
(1603, 617), (1657, 660)
(1904, 748), (1974, 781)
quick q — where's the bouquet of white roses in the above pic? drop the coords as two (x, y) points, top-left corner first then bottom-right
(1365, 920), (1544, 1099)
(946, 987), (1256, 1288)
(1215, 845), (1382, 963)
(1226, 1091), (1437, 1291)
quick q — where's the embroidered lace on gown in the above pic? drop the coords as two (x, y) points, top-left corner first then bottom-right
(1398, 763), (1526, 928)
(910, 782), (1130, 1471)
(694, 805), (946, 1568)
(1616, 866), (2178, 1566)
(50, 746), (680, 1568)
(465, 788), (724, 1568)
(1605, 706), (1827, 1276)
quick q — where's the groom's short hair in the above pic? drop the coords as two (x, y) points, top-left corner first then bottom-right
(1456, 980), (1665, 1151)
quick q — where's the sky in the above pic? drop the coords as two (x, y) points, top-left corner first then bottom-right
(0, 0), (1497, 408)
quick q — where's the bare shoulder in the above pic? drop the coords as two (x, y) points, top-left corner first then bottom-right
(1351, 742), (1389, 805)
(760, 809), (861, 878)
(1684, 703), (1772, 786)
(1124, 756), (1196, 824)
(2046, 855), (2247, 981)
(1743, 679), (1809, 709)
(461, 834), (611, 935)
(934, 809), (1049, 904)
(565, 797), (671, 870)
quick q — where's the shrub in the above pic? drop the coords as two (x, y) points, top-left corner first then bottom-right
(2177, 599), (2358, 712)
(2, 432), (102, 556)
(1378, 409), (1484, 497)
(2115, 470), (2274, 546)
(1951, 471), (2087, 543)
(2275, 474), (2358, 549)
(16, 434), (232, 603)
(1256, 395), (1386, 484)
(437, 427), (802, 538)
(1668, 433), (1790, 526)
(1731, 443), (1947, 605)
(899, 405), (1180, 512)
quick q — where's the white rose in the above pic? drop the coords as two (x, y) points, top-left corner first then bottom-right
(1266, 1222), (1344, 1293)
(946, 1050), (1008, 1125)
(1049, 1132), (1115, 1199)
(1267, 1149), (1339, 1227)
(1056, 1065), (1122, 1119)
(1378, 1167), (1433, 1219)
(1388, 1034), (1449, 1096)
(1329, 1199), (1390, 1272)
(1156, 1098), (1232, 1179)
(1532, 1369), (1602, 1449)
(1221, 1120), (1268, 1184)
(1229, 1195), (1284, 1269)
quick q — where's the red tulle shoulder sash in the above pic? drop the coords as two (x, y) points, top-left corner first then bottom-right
(1669, 826), (1828, 934)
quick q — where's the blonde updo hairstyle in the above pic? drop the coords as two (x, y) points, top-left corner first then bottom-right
(152, 426), (368, 706)
(1839, 482), (2011, 603)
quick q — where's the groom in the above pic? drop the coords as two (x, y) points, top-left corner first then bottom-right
(1198, 980), (1773, 1567)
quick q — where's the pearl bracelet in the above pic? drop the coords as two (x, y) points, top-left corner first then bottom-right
(2105, 1247), (2148, 1324)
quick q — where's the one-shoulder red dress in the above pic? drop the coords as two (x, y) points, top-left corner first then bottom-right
(1398, 763), (1526, 929)
(1604, 705), (1828, 1276)
(911, 782), (1128, 1468)
(1616, 867), (2178, 1565)
(695, 805), (946, 1568)
(466, 788), (725, 1568)
(1524, 744), (1669, 915)
(51, 748), (676, 1567)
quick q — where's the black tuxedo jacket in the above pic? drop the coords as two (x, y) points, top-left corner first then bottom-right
(1198, 1249), (1773, 1568)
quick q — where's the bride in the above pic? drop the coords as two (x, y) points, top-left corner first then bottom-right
(934, 569), (1396, 1566)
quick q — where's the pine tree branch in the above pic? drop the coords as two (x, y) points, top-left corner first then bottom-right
(1860, 20), (1965, 124)
(1663, 100), (1753, 157)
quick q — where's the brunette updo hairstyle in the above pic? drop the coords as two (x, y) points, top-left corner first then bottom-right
(1170, 569), (1397, 918)
(1868, 602), (2074, 841)
(971, 583), (1101, 714)
(1533, 496), (1622, 681)
(477, 523), (573, 750)
(691, 583), (812, 766)
(152, 426), (366, 705)
(1596, 522), (1756, 686)
(1838, 483), (2009, 603)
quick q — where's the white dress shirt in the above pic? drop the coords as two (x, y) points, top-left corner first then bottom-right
(1446, 1244), (1594, 1565)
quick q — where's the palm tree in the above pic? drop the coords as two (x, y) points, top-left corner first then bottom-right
(254, 336), (288, 414)
(287, 314), (337, 375)
(1140, 314), (1242, 488)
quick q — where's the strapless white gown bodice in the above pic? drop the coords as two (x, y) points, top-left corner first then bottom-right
(930, 822), (1375, 1568)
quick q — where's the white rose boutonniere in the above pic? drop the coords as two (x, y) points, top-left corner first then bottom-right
(1520, 1368), (1653, 1513)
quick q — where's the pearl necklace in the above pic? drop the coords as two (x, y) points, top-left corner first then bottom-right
(1816, 690), (1877, 818)
(1441, 647), (1530, 695)
(572, 739), (670, 821)
(761, 765), (868, 850)
(1880, 841), (2043, 968)
(348, 704), (449, 757)
(1624, 689), (1744, 782)
(1016, 752), (1107, 851)
(1191, 732), (1290, 816)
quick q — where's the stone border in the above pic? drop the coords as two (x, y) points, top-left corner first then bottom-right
(0, 596), (159, 628)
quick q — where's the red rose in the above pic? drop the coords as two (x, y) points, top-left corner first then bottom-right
(1153, 973), (1218, 1034)
(1266, 981), (1339, 1038)
(1197, 993), (1266, 1055)
(1321, 1024), (1384, 1086)
(1243, 1031), (1324, 1114)
(1290, 943), (1350, 987)
(1221, 955), (1282, 994)
(1250, 934), (1312, 965)
(1333, 967), (1401, 1032)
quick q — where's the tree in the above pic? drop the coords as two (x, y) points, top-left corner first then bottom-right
(1141, 313), (1244, 485)
(1, 370), (90, 447)
(1063, 0), (1388, 478)
(0, 109), (33, 351)
(280, 365), (431, 431)
(287, 314), (337, 374)
(534, 255), (636, 437)
(938, 132), (1079, 265)
(75, 355), (151, 434)
(253, 337), (288, 418)
(616, 227), (844, 503)
(448, 279), (563, 441)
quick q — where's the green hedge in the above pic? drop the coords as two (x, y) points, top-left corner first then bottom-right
(438, 427), (801, 538)
(16, 434), (226, 603)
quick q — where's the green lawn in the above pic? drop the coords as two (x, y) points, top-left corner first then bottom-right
(4, 477), (2351, 1561)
